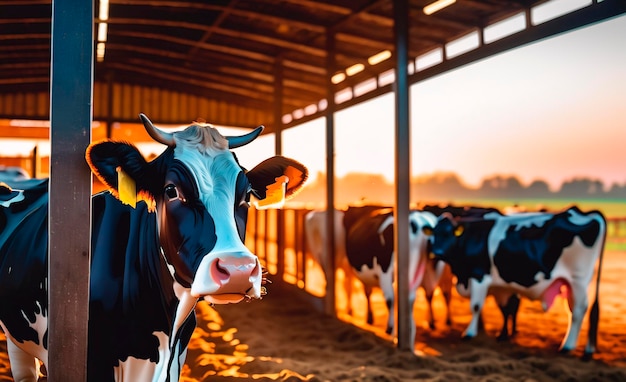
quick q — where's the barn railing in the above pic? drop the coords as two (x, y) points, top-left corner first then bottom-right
(245, 207), (327, 311)
(607, 217), (626, 239)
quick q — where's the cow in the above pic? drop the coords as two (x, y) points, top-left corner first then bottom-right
(0, 113), (308, 381)
(304, 209), (355, 314)
(425, 206), (606, 359)
(423, 204), (521, 340)
(342, 205), (446, 350)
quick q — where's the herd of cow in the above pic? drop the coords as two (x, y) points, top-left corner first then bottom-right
(0, 113), (607, 381)
(305, 202), (606, 360)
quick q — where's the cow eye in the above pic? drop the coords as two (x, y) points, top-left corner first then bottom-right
(164, 184), (179, 201)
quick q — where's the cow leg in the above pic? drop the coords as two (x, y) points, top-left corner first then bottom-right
(6, 337), (40, 382)
(379, 272), (395, 335)
(340, 257), (354, 316)
(495, 293), (520, 342)
(439, 264), (454, 326)
(442, 288), (453, 326)
(463, 277), (491, 339)
(408, 292), (417, 352)
(363, 284), (375, 326)
(560, 283), (588, 353)
(424, 290), (436, 330)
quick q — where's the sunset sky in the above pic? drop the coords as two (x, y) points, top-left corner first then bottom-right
(243, 11), (626, 192)
(2, 5), (624, 193)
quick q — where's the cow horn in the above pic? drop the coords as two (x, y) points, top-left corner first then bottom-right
(139, 113), (175, 146)
(226, 125), (264, 149)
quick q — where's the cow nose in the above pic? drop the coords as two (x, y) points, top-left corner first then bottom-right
(190, 251), (263, 302)
(212, 256), (259, 285)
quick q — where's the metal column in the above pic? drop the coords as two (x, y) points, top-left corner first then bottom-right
(48, 0), (93, 380)
(393, 0), (412, 352)
(324, 29), (337, 316)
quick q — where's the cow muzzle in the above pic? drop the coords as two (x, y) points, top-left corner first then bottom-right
(190, 251), (263, 304)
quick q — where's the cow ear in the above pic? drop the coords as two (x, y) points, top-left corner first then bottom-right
(246, 156), (308, 201)
(86, 141), (154, 199)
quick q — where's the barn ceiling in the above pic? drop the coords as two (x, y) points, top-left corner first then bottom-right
(2, 0), (625, 133)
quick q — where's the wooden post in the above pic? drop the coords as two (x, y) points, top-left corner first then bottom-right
(48, 0), (93, 380)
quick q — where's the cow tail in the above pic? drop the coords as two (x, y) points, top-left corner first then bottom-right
(584, 214), (607, 361)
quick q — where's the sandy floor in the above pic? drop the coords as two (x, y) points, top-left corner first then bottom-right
(2, 250), (626, 381)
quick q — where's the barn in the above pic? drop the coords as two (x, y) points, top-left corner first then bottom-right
(1, 1), (626, 380)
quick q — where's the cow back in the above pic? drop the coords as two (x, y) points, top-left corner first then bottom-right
(0, 179), (49, 346)
(344, 208), (394, 273)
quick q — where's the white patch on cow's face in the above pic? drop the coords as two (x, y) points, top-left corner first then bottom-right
(172, 138), (262, 302)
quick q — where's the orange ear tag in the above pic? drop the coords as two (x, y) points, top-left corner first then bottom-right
(117, 166), (137, 208)
(253, 175), (288, 210)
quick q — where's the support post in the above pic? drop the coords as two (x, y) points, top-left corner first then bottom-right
(48, 0), (93, 380)
(274, 58), (286, 279)
(393, 0), (412, 352)
(324, 29), (337, 316)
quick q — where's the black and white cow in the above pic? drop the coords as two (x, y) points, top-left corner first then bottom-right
(342, 205), (446, 349)
(423, 204), (521, 340)
(306, 207), (452, 329)
(425, 206), (606, 358)
(0, 114), (308, 381)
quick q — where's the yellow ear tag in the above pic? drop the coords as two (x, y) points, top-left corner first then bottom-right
(253, 175), (288, 210)
(116, 166), (137, 208)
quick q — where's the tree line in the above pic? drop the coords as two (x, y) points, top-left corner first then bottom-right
(294, 171), (626, 207)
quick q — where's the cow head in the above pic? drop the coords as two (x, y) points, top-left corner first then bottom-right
(86, 114), (308, 307)
(423, 213), (463, 262)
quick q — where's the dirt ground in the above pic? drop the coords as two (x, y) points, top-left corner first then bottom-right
(1, 250), (625, 381)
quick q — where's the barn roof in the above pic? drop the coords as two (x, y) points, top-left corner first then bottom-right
(2, 0), (625, 134)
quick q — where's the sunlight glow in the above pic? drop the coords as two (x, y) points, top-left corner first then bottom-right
(368, 50), (391, 65)
(335, 88), (353, 104)
(292, 109), (304, 119)
(304, 104), (317, 116)
(96, 0), (110, 61)
(484, 12), (526, 43)
(97, 23), (108, 42)
(423, 0), (456, 16)
(331, 72), (346, 84)
(346, 63), (364, 76)
(378, 69), (395, 86)
(98, 0), (109, 20)
(318, 99), (328, 111)
(532, 0), (591, 25)
(353, 78), (377, 97)
(416, 48), (443, 71)
(446, 31), (480, 58)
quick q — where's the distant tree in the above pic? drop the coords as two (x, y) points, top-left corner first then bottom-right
(606, 182), (626, 198)
(479, 175), (524, 198)
(525, 179), (552, 197)
(412, 172), (469, 200)
(290, 171), (619, 208)
(558, 178), (606, 198)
